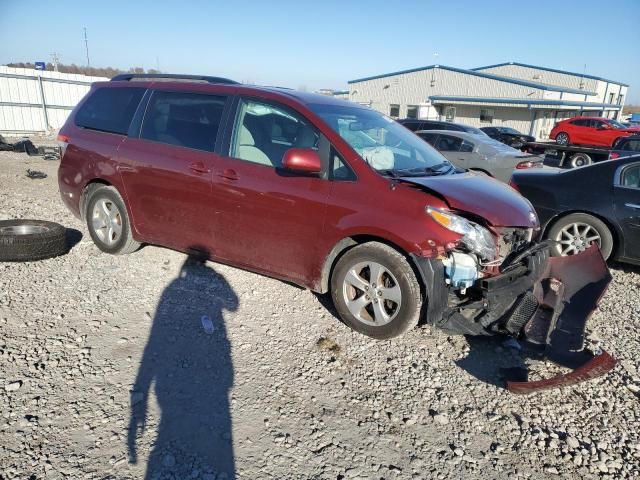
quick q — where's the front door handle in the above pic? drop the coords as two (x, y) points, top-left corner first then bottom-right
(217, 168), (238, 181)
(189, 162), (211, 174)
(625, 203), (640, 210)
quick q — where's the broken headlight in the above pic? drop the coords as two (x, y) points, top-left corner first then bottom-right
(426, 206), (497, 261)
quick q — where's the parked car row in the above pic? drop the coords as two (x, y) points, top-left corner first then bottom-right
(397, 117), (640, 265)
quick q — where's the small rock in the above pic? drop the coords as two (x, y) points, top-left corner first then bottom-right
(433, 413), (449, 425)
(5, 381), (22, 392)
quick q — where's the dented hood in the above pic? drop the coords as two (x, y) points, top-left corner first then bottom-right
(403, 172), (539, 228)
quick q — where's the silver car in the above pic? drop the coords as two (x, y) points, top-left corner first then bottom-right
(416, 130), (542, 182)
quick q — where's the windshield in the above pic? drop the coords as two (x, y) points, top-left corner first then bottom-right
(609, 119), (628, 129)
(497, 127), (521, 135)
(463, 126), (490, 137)
(310, 103), (452, 176)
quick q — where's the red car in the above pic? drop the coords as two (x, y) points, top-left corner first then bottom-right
(57, 74), (614, 391)
(550, 116), (640, 147)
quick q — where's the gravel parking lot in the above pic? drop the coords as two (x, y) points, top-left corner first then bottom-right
(1, 148), (639, 480)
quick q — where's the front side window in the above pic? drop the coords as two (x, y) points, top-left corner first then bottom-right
(480, 108), (494, 123)
(141, 91), (225, 152)
(622, 165), (640, 188)
(76, 87), (145, 135)
(310, 103), (451, 176)
(230, 99), (319, 168)
(460, 140), (475, 152)
(389, 104), (400, 118)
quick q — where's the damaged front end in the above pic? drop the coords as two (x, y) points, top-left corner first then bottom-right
(413, 223), (615, 394)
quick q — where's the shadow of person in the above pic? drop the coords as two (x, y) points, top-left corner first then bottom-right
(128, 249), (238, 479)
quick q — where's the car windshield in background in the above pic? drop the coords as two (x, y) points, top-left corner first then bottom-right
(464, 126), (489, 136)
(609, 119), (628, 129)
(310, 104), (453, 176)
(497, 127), (521, 135)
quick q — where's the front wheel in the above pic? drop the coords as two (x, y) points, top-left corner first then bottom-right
(330, 242), (423, 339)
(547, 213), (613, 260)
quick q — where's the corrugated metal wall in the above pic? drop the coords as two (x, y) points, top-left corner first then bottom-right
(0, 66), (107, 134)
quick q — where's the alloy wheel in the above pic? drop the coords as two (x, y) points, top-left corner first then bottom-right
(342, 261), (402, 326)
(554, 222), (601, 256)
(91, 198), (123, 246)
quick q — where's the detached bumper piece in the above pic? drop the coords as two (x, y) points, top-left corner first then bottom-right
(504, 245), (616, 394)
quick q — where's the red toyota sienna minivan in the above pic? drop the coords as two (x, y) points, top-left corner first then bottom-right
(57, 74), (609, 367)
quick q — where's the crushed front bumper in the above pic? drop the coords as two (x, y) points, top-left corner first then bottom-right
(412, 244), (615, 394)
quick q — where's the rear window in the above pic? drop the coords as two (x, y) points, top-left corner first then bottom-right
(75, 87), (145, 135)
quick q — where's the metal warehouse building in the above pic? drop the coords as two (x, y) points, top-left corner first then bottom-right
(348, 62), (628, 140)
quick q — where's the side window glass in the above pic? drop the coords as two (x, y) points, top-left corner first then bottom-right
(460, 140), (474, 152)
(141, 91), (225, 152)
(331, 149), (356, 181)
(76, 87), (145, 135)
(417, 132), (438, 146)
(230, 100), (319, 168)
(436, 135), (462, 152)
(622, 165), (640, 188)
(627, 140), (640, 152)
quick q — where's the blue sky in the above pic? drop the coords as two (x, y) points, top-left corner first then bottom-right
(2, 0), (639, 102)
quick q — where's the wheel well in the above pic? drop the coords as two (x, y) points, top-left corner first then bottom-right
(319, 235), (424, 294)
(79, 179), (112, 220)
(542, 210), (620, 257)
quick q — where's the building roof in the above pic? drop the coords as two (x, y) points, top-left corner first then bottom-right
(472, 62), (629, 87)
(429, 95), (622, 109)
(348, 64), (597, 95)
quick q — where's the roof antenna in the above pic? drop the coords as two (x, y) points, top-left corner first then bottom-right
(430, 53), (439, 87)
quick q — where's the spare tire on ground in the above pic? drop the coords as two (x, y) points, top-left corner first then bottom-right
(0, 220), (69, 262)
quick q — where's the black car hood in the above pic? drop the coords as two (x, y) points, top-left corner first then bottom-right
(401, 172), (539, 228)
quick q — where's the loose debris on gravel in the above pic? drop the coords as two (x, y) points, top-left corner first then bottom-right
(0, 148), (639, 479)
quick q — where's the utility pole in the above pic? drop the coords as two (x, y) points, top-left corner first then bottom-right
(83, 27), (90, 67)
(50, 52), (60, 72)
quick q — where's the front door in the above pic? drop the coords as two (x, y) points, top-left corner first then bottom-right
(118, 90), (227, 252)
(614, 162), (640, 261)
(210, 97), (332, 284)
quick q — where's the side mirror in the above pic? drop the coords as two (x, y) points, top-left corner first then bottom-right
(282, 148), (321, 174)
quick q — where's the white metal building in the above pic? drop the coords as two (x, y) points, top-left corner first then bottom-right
(0, 65), (107, 134)
(348, 62), (628, 140)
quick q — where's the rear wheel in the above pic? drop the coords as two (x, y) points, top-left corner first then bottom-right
(547, 213), (613, 260)
(86, 186), (139, 255)
(330, 242), (423, 339)
(556, 132), (570, 145)
(568, 152), (593, 168)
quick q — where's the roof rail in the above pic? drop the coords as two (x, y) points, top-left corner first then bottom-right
(110, 73), (239, 85)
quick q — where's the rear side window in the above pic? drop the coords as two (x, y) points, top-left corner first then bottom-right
(436, 134), (463, 151)
(141, 91), (226, 152)
(622, 140), (640, 152)
(571, 119), (590, 127)
(75, 87), (145, 135)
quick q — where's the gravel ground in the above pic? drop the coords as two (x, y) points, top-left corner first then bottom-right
(0, 149), (639, 480)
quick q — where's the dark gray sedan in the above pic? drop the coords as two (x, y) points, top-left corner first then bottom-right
(417, 130), (542, 182)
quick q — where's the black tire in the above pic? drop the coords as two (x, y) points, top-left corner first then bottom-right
(0, 220), (68, 262)
(546, 213), (614, 260)
(85, 185), (140, 255)
(568, 152), (593, 168)
(555, 132), (570, 145)
(330, 242), (423, 339)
